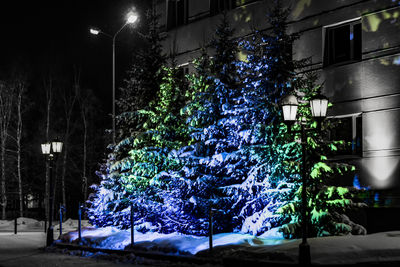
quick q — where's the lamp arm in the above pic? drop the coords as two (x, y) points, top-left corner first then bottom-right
(113, 22), (129, 41)
(99, 31), (113, 38)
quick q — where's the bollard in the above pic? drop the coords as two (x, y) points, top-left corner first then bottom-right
(44, 219), (47, 233)
(209, 207), (213, 253)
(78, 203), (82, 241)
(59, 204), (63, 237)
(130, 203), (134, 247)
(14, 217), (17, 234)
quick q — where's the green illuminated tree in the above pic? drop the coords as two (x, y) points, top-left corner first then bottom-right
(89, 65), (189, 228)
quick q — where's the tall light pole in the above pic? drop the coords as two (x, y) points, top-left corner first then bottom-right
(90, 11), (139, 145)
(280, 92), (328, 266)
(41, 139), (63, 247)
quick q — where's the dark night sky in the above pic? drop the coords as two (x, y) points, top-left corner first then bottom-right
(0, 0), (150, 110)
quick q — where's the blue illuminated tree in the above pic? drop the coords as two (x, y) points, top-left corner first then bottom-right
(89, 65), (189, 228)
(146, 15), (246, 235)
(233, 1), (365, 237)
(217, 1), (302, 235)
(88, 8), (171, 228)
(89, 1), (366, 237)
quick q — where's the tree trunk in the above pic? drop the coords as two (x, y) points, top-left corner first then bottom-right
(1, 143), (6, 220)
(0, 83), (14, 220)
(17, 85), (24, 217)
(82, 104), (87, 202)
(61, 69), (78, 210)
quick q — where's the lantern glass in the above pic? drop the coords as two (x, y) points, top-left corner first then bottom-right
(282, 104), (298, 121)
(52, 141), (63, 153)
(281, 94), (299, 122)
(41, 143), (51, 155)
(310, 98), (328, 118)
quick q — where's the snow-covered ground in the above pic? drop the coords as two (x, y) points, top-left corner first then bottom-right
(60, 226), (400, 265)
(0, 232), (153, 267)
(3, 218), (400, 265)
(0, 217), (91, 233)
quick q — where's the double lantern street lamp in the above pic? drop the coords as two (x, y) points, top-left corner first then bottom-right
(89, 11), (139, 145)
(41, 139), (63, 247)
(280, 92), (329, 266)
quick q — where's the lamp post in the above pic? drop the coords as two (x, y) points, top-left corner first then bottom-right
(41, 139), (63, 247)
(89, 11), (138, 145)
(280, 92), (328, 266)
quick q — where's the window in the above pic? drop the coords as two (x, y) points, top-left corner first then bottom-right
(210, 0), (237, 16)
(323, 19), (361, 67)
(326, 114), (362, 156)
(167, 0), (188, 30)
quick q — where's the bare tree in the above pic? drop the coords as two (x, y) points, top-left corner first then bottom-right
(0, 81), (15, 219)
(80, 97), (88, 202)
(15, 79), (26, 217)
(43, 74), (53, 222)
(60, 69), (78, 210)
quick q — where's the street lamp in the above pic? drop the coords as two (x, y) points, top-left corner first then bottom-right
(41, 139), (63, 247)
(89, 9), (139, 145)
(280, 92), (329, 266)
(310, 93), (329, 118)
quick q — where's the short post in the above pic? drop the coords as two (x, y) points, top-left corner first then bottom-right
(78, 203), (82, 241)
(14, 217), (17, 234)
(130, 202), (134, 247)
(44, 219), (47, 233)
(59, 204), (63, 237)
(209, 206), (213, 253)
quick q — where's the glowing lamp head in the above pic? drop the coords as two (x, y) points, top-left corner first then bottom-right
(310, 93), (329, 118)
(41, 143), (51, 155)
(51, 140), (63, 154)
(89, 28), (100, 35)
(126, 12), (138, 24)
(281, 94), (299, 122)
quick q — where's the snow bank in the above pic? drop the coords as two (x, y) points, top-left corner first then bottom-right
(0, 217), (44, 231)
(60, 226), (289, 255)
(59, 226), (400, 265)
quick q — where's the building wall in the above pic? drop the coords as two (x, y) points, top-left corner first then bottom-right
(156, 0), (400, 200)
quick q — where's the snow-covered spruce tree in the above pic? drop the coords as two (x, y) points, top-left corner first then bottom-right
(277, 75), (366, 238)
(89, 65), (189, 229)
(117, 7), (166, 145)
(151, 15), (248, 235)
(221, 1), (302, 235)
(88, 8), (167, 228)
(228, 0), (365, 238)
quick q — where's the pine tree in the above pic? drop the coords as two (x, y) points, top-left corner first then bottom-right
(212, 1), (303, 235)
(117, 7), (166, 145)
(277, 75), (366, 238)
(88, 65), (189, 229)
(89, 1), (366, 238)
(230, 0), (366, 237)
(88, 7), (167, 228)
(152, 14), (246, 235)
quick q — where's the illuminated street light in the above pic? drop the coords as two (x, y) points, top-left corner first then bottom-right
(89, 9), (139, 145)
(89, 28), (100, 35)
(281, 92), (328, 266)
(41, 143), (51, 155)
(310, 93), (329, 118)
(127, 12), (138, 24)
(281, 94), (299, 122)
(41, 138), (63, 247)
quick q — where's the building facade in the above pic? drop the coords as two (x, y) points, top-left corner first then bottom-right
(155, 0), (400, 209)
